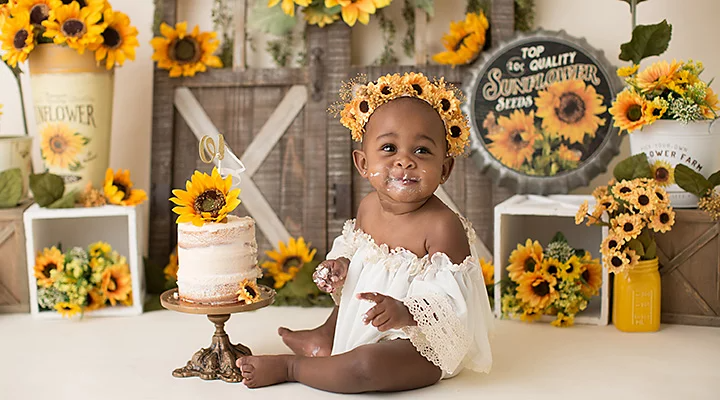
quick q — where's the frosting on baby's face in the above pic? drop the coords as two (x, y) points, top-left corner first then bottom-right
(356, 97), (452, 205)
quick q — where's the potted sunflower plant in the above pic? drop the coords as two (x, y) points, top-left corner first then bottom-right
(609, 1), (720, 208)
(576, 153), (676, 332)
(0, 0), (139, 194)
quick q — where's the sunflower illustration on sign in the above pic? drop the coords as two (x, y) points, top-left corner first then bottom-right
(39, 122), (88, 170)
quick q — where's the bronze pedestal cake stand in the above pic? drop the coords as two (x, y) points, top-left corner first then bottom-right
(160, 286), (275, 383)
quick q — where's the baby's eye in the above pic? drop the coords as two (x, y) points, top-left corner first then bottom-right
(381, 144), (396, 152)
(415, 147), (431, 154)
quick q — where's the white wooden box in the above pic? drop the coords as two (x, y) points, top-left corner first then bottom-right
(23, 204), (145, 318)
(494, 195), (610, 325)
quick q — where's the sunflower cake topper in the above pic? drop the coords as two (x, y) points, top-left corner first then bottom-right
(332, 72), (472, 157)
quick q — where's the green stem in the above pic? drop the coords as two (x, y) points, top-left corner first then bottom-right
(630, 0), (637, 31)
(14, 73), (30, 137)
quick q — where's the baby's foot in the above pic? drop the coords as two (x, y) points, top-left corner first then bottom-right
(278, 326), (332, 357)
(236, 355), (293, 388)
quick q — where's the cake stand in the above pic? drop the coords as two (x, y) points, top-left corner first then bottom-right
(160, 286), (275, 383)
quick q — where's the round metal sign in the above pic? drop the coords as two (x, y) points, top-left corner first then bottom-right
(462, 30), (623, 194)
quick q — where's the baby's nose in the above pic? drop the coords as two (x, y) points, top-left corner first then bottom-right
(394, 156), (415, 169)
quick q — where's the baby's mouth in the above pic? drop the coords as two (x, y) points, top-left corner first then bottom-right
(388, 175), (420, 185)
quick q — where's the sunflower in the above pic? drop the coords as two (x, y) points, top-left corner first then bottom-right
(101, 263), (132, 306)
(262, 237), (317, 289)
(169, 167), (241, 226)
(609, 90), (646, 133)
(701, 87), (720, 119)
(89, 241), (111, 258)
(486, 109), (540, 169)
(151, 21), (223, 78)
(605, 250), (629, 274)
(617, 64), (639, 77)
(651, 160), (674, 187)
(558, 255), (583, 281)
(575, 200), (589, 225)
(39, 123), (84, 169)
(479, 258), (494, 286)
(55, 302), (81, 318)
(269, 0), (311, 17)
(164, 251), (178, 282)
(519, 307), (542, 322)
(601, 232), (625, 259)
(303, 4), (339, 27)
(550, 312), (574, 327)
(651, 185), (670, 206)
(558, 144), (581, 163)
(539, 258), (563, 280)
(507, 239), (543, 282)
(534, 79), (606, 144)
(611, 179), (636, 202)
(34, 246), (64, 288)
(623, 248), (640, 269)
(0, 10), (35, 67)
(579, 254), (602, 297)
(42, 1), (104, 53)
(432, 11), (489, 67)
(636, 60), (681, 93)
(88, 7), (138, 70)
(612, 213), (645, 241)
(237, 279), (261, 304)
(15, 0), (56, 26)
(643, 97), (668, 124)
(325, 0), (389, 27)
(628, 187), (655, 214)
(516, 271), (558, 309)
(649, 206), (675, 233)
(597, 194), (619, 214)
(103, 168), (147, 206)
(85, 288), (106, 311)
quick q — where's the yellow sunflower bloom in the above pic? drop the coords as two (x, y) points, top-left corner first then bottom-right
(55, 302), (81, 318)
(151, 21), (223, 78)
(103, 168), (147, 206)
(101, 263), (132, 306)
(611, 179), (636, 201)
(636, 60), (681, 93)
(0, 10), (35, 67)
(617, 64), (639, 78)
(479, 258), (494, 286)
(609, 89), (646, 133)
(601, 232), (625, 259)
(237, 279), (261, 304)
(85, 288), (106, 311)
(39, 123), (84, 169)
(558, 255), (583, 281)
(534, 79), (607, 144)
(596, 194), (619, 214)
(164, 250), (178, 282)
(516, 271), (558, 310)
(558, 144), (581, 163)
(575, 200), (589, 225)
(268, 0), (311, 17)
(550, 312), (574, 327)
(507, 239), (543, 282)
(432, 11), (489, 67)
(605, 250), (629, 274)
(519, 307), (542, 322)
(540, 257), (563, 279)
(325, 0), (387, 27)
(612, 213), (645, 241)
(42, 1), (104, 53)
(649, 206), (675, 233)
(89, 241), (111, 258)
(701, 87), (720, 119)
(169, 167), (241, 226)
(628, 187), (655, 214)
(262, 237), (317, 289)
(88, 7), (138, 70)
(14, 0), (56, 25)
(643, 97), (668, 125)
(623, 248), (640, 269)
(651, 185), (670, 206)
(579, 253), (602, 297)
(486, 109), (540, 169)
(303, 5), (339, 27)
(34, 246), (64, 288)
(649, 160), (674, 187)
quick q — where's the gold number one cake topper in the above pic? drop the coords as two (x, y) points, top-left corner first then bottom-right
(199, 134), (246, 188)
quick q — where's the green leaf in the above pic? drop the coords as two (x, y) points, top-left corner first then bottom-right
(48, 190), (78, 209)
(626, 238), (645, 257)
(29, 173), (65, 207)
(550, 232), (568, 244)
(0, 168), (23, 208)
(707, 170), (720, 187)
(644, 240), (657, 260)
(675, 164), (713, 197)
(249, 0), (298, 36)
(619, 20), (672, 65)
(613, 153), (652, 181)
(637, 228), (652, 248)
(412, 0), (435, 17)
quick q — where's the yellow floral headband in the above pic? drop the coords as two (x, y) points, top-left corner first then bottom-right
(333, 72), (471, 157)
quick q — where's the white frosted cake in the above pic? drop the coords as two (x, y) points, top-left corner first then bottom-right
(177, 215), (260, 304)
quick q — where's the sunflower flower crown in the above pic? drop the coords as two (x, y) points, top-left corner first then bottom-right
(332, 72), (471, 157)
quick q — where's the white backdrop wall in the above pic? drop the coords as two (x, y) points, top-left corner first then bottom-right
(0, 0), (718, 251)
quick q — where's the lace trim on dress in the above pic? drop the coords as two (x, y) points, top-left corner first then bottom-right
(402, 294), (472, 374)
(341, 219), (476, 276)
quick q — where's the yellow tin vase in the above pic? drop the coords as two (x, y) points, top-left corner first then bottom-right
(28, 44), (114, 193)
(612, 258), (661, 332)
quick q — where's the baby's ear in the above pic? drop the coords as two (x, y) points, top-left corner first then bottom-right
(441, 156), (455, 184)
(352, 149), (369, 178)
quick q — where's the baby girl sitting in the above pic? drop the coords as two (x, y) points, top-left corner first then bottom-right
(237, 72), (494, 393)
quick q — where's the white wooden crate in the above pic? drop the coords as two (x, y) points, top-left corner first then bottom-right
(494, 195), (610, 326)
(23, 204), (145, 318)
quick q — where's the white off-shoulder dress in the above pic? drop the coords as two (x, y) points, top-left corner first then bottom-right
(326, 218), (494, 378)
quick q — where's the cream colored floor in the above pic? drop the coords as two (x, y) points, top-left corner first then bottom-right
(1, 306), (719, 400)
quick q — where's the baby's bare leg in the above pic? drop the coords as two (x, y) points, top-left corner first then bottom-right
(238, 339), (441, 393)
(278, 306), (338, 357)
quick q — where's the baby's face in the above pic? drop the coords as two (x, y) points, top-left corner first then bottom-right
(359, 97), (450, 204)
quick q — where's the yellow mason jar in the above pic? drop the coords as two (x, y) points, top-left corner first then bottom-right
(612, 258), (661, 332)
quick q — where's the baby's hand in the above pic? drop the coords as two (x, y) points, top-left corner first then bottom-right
(357, 292), (416, 332)
(313, 257), (349, 293)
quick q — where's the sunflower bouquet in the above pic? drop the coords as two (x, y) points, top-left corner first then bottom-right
(575, 154), (676, 274)
(34, 241), (133, 318)
(500, 233), (603, 327)
(432, 11), (489, 67)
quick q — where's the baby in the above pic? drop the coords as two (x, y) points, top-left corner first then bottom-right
(236, 72), (494, 392)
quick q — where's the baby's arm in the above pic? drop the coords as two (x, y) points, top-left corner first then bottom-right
(313, 257), (350, 293)
(357, 292), (416, 331)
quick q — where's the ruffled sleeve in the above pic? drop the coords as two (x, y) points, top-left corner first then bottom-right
(324, 220), (360, 304)
(401, 252), (493, 375)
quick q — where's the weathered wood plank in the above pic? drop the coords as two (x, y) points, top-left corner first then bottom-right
(279, 102), (306, 241)
(351, 65), (464, 82)
(662, 313), (720, 327)
(233, 0), (246, 70)
(159, 68), (307, 88)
